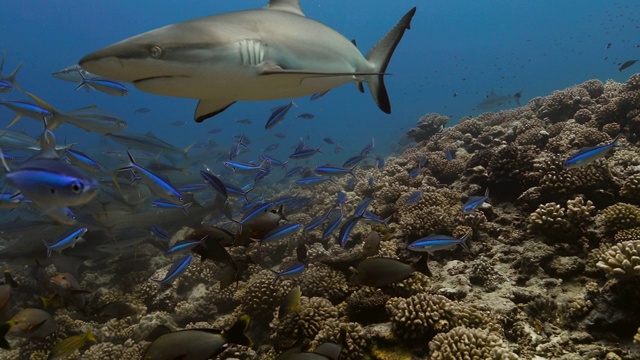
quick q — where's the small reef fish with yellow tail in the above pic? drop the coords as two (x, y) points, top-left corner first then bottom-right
(79, 0), (416, 122)
(47, 327), (96, 360)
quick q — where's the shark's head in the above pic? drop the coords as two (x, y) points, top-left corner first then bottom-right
(79, 22), (211, 89)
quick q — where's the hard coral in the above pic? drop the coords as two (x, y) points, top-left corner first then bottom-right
(596, 240), (640, 277)
(311, 320), (370, 360)
(620, 174), (640, 200)
(406, 113), (448, 143)
(598, 203), (640, 236)
(428, 326), (518, 360)
(298, 263), (350, 304)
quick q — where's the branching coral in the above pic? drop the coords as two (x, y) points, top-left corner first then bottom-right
(297, 263), (350, 304)
(598, 203), (640, 236)
(596, 240), (640, 277)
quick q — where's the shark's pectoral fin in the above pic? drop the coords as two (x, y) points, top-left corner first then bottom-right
(195, 99), (236, 123)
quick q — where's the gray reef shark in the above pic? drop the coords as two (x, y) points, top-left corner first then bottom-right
(475, 89), (523, 111)
(79, 0), (416, 122)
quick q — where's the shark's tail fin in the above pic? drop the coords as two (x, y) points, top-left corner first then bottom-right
(365, 7), (416, 114)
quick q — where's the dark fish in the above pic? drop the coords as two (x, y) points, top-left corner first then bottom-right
(295, 113), (315, 119)
(296, 243), (307, 262)
(169, 120), (186, 126)
(323, 137), (335, 145)
(274, 132), (287, 139)
(3, 270), (18, 288)
(96, 301), (138, 319)
(208, 128), (223, 134)
(350, 257), (417, 287)
(145, 325), (173, 342)
(362, 231), (381, 257)
(134, 107), (151, 114)
(235, 118), (252, 125)
(310, 90), (330, 101)
(619, 59), (638, 72)
(143, 315), (252, 360)
(189, 228), (236, 263)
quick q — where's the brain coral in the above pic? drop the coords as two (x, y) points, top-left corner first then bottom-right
(428, 326), (518, 360)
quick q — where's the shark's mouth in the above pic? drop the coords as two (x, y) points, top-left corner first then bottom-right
(133, 75), (188, 84)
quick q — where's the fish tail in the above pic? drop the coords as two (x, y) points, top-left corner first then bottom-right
(6, 63), (22, 92)
(224, 315), (253, 347)
(411, 253), (432, 277)
(181, 202), (193, 215)
(0, 146), (11, 173)
(364, 7), (416, 114)
(42, 240), (52, 258)
(0, 321), (13, 350)
(460, 232), (472, 252)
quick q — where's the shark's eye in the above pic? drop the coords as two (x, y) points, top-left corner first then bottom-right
(149, 46), (163, 59)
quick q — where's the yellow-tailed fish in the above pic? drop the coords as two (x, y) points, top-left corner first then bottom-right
(47, 327), (96, 360)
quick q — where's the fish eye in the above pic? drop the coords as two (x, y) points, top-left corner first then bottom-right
(70, 181), (84, 194)
(149, 45), (163, 59)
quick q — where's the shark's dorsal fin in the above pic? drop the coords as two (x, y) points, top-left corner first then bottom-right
(265, 0), (305, 16)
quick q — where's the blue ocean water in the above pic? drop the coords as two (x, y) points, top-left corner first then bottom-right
(1, 1), (638, 158)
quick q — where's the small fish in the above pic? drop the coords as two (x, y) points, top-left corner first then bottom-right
(408, 167), (421, 178)
(345, 177), (356, 192)
(334, 143), (343, 153)
(360, 138), (375, 156)
(42, 228), (88, 257)
(165, 236), (207, 255)
(235, 118), (252, 125)
(119, 151), (183, 204)
(270, 262), (305, 282)
(335, 191), (347, 207)
(274, 132), (287, 139)
(252, 223), (302, 250)
(462, 188), (489, 213)
(153, 255), (193, 286)
(310, 90), (330, 101)
(224, 160), (264, 173)
(264, 143), (280, 152)
(404, 191), (423, 205)
(200, 170), (228, 200)
(52, 64), (95, 82)
(0, 99), (53, 126)
(0, 53), (22, 93)
(285, 166), (303, 177)
(151, 200), (193, 214)
(367, 176), (374, 187)
(353, 198), (373, 217)
(178, 183), (208, 194)
(419, 157), (428, 168)
(295, 113), (315, 119)
(563, 134), (621, 169)
(407, 232), (471, 255)
(323, 137), (335, 145)
(75, 70), (129, 96)
(375, 156), (385, 168)
(295, 176), (334, 186)
(619, 59), (638, 72)
(169, 120), (186, 126)
(304, 214), (329, 232)
(289, 147), (321, 159)
(338, 216), (361, 247)
(208, 128), (223, 134)
(47, 327), (96, 360)
(279, 286), (301, 319)
(64, 148), (102, 173)
(362, 231), (381, 257)
(260, 155), (288, 167)
(151, 224), (170, 242)
(134, 107), (151, 114)
(322, 211), (343, 239)
(342, 155), (366, 168)
(265, 100), (296, 129)
(315, 165), (356, 178)
(444, 149), (454, 161)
